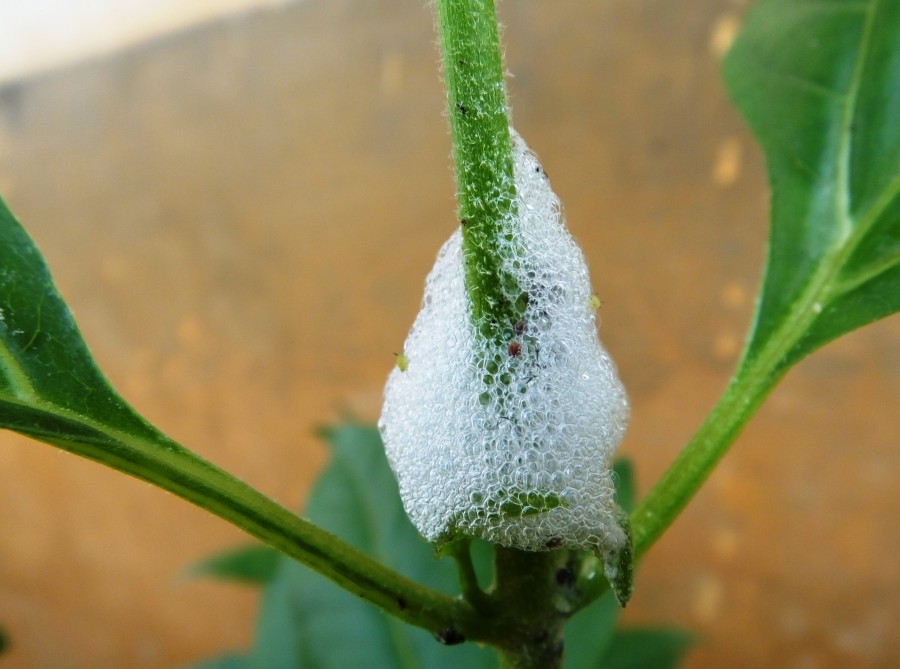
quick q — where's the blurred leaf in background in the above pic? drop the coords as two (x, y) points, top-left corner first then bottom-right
(186, 545), (281, 586)
(595, 629), (693, 669)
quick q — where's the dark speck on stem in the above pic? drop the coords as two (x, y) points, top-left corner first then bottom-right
(549, 640), (564, 662)
(435, 627), (466, 645)
(555, 562), (576, 589)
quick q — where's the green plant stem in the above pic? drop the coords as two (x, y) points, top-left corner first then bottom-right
(433, 5), (572, 661)
(630, 366), (780, 558)
(448, 539), (490, 608)
(571, 368), (782, 608)
(573, 340), (793, 609)
(571, 220), (882, 611)
(435, 0), (520, 332)
(492, 547), (567, 669)
(628, 204), (869, 562)
(42, 428), (481, 638)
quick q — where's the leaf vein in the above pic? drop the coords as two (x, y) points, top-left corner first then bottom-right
(836, 0), (878, 239)
(0, 345), (38, 401)
(833, 250), (900, 296)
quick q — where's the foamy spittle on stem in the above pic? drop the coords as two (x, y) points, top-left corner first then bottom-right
(380, 132), (632, 602)
(436, 0), (519, 333)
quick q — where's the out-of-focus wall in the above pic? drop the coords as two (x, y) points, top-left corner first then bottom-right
(0, 1), (897, 667)
(0, 0), (292, 84)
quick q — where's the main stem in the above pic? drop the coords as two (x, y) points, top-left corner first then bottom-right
(435, 3), (570, 665)
(493, 548), (567, 669)
(435, 0), (519, 332)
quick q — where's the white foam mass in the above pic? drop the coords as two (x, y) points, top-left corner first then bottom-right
(379, 130), (628, 555)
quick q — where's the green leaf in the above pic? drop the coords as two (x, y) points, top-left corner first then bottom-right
(632, 0), (900, 564)
(186, 544), (280, 586)
(598, 629), (692, 669)
(250, 424), (497, 669)
(723, 0), (900, 374)
(0, 198), (467, 636)
(0, 626), (8, 655)
(0, 195), (266, 533)
(563, 592), (620, 669)
(0, 195), (178, 452)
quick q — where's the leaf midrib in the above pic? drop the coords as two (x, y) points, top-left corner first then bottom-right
(0, 355), (179, 468)
(747, 0), (886, 369)
(834, 0), (876, 241)
(0, 340), (38, 401)
(828, 0), (899, 297)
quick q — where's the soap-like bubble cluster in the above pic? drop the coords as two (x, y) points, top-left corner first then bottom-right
(379, 130), (628, 556)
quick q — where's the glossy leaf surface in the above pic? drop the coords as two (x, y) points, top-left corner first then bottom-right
(724, 0), (900, 373)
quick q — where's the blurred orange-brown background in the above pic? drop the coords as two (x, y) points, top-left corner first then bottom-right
(0, 1), (897, 667)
